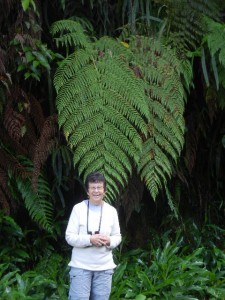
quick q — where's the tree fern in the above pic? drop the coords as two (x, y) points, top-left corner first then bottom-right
(52, 20), (149, 201)
(129, 36), (186, 199)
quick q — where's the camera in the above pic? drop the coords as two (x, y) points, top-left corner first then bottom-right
(87, 231), (99, 235)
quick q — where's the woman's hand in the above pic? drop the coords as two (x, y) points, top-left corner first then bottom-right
(90, 234), (110, 247)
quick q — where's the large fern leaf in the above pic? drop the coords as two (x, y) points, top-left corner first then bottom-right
(130, 36), (186, 199)
(52, 23), (149, 201)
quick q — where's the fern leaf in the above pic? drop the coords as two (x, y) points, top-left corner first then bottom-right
(54, 25), (149, 201)
(94, 36), (133, 60)
(16, 157), (54, 232)
(205, 17), (225, 67)
(53, 49), (94, 93)
(164, 185), (179, 219)
(163, 0), (221, 51)
(50, 20), (91, 49)
(130, 36), (186, 200)
(32, 114), (58, 191)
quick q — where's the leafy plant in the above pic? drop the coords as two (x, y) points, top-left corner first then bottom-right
(51, 20), (150, 202)
(111, 237), (225, 299)
(34, 252), (69, 299)
(0, 212), (69, 299)
(129, 36), (189, 199)
(51, 19), (191, 203)
(0, 212), (29, 267)
(0, 269), (59, 300)
(10, 156), (54, 233)
(11, 37), (61, 81)
(201, 17), (225, 92)
(160, 0), (221, 52)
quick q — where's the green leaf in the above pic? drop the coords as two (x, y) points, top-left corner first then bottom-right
(21, 0), (30, 11)
(33, 51), (50, 70)
(33, 60), (40, 68)
(17, 64), (25, 72)
(24, 71), (31, 79)
(25, 51), (35, 63)
(135, 295), (146, 300)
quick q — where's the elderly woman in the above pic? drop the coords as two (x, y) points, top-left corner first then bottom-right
(65, 171), (121, 300)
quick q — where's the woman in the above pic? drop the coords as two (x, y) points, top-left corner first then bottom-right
(65, 171), (121, 300)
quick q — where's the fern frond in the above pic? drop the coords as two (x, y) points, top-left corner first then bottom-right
(3, 104), (25, 142)
(0, 148), (29, 178)
(50, 19), (91, 49)
(30, 96), (45, 133)
(205, 17), (225, 67)
(94, 36), (133, 60)
(16, 157), (54, 233)
(164, 185), (179, 219)
(54, 29), (149, 201)
(35, 252), (67, 281)
(53, 49), (94, 93)
(130, 36), (186, 200)
(163, 0), (221, 51)
(32, 114), (58, 191)
(179, 59), (193, 92)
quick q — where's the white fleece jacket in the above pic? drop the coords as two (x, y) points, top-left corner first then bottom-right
(65, 200), (121, 271)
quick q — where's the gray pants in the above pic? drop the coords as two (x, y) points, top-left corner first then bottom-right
(69, 267), (114, 300)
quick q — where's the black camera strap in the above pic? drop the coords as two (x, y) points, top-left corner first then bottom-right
(87, 200), (103, 235)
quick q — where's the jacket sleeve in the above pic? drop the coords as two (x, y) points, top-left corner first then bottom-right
(65, 205), (92, 248)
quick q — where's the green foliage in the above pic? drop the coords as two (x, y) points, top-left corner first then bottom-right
(10, 157), (54, 233)
(129, 36), (187, 199)
(0, 210), (61, 268)
(0, 266), (60, 300)
(10, 37), (62, 81)
(189, 15), (225, 93)
(0, 213), (69, 299)
(50, 19), (91, 50)
(0, 212), (30, 267)
(21, 0), (36, 12)
(16, 180), (53, 233)
(52, 20), (191, 201)
(1, 211), (225, 300)
(203, 17), (225, 91)
(161, 0), (221, 52)
(34, 252), (69, 299)
(52, 20), (150, 201)
(111, 231), (225, 299)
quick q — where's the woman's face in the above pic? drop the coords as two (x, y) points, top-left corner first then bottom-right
(87, 181), (105, 205)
